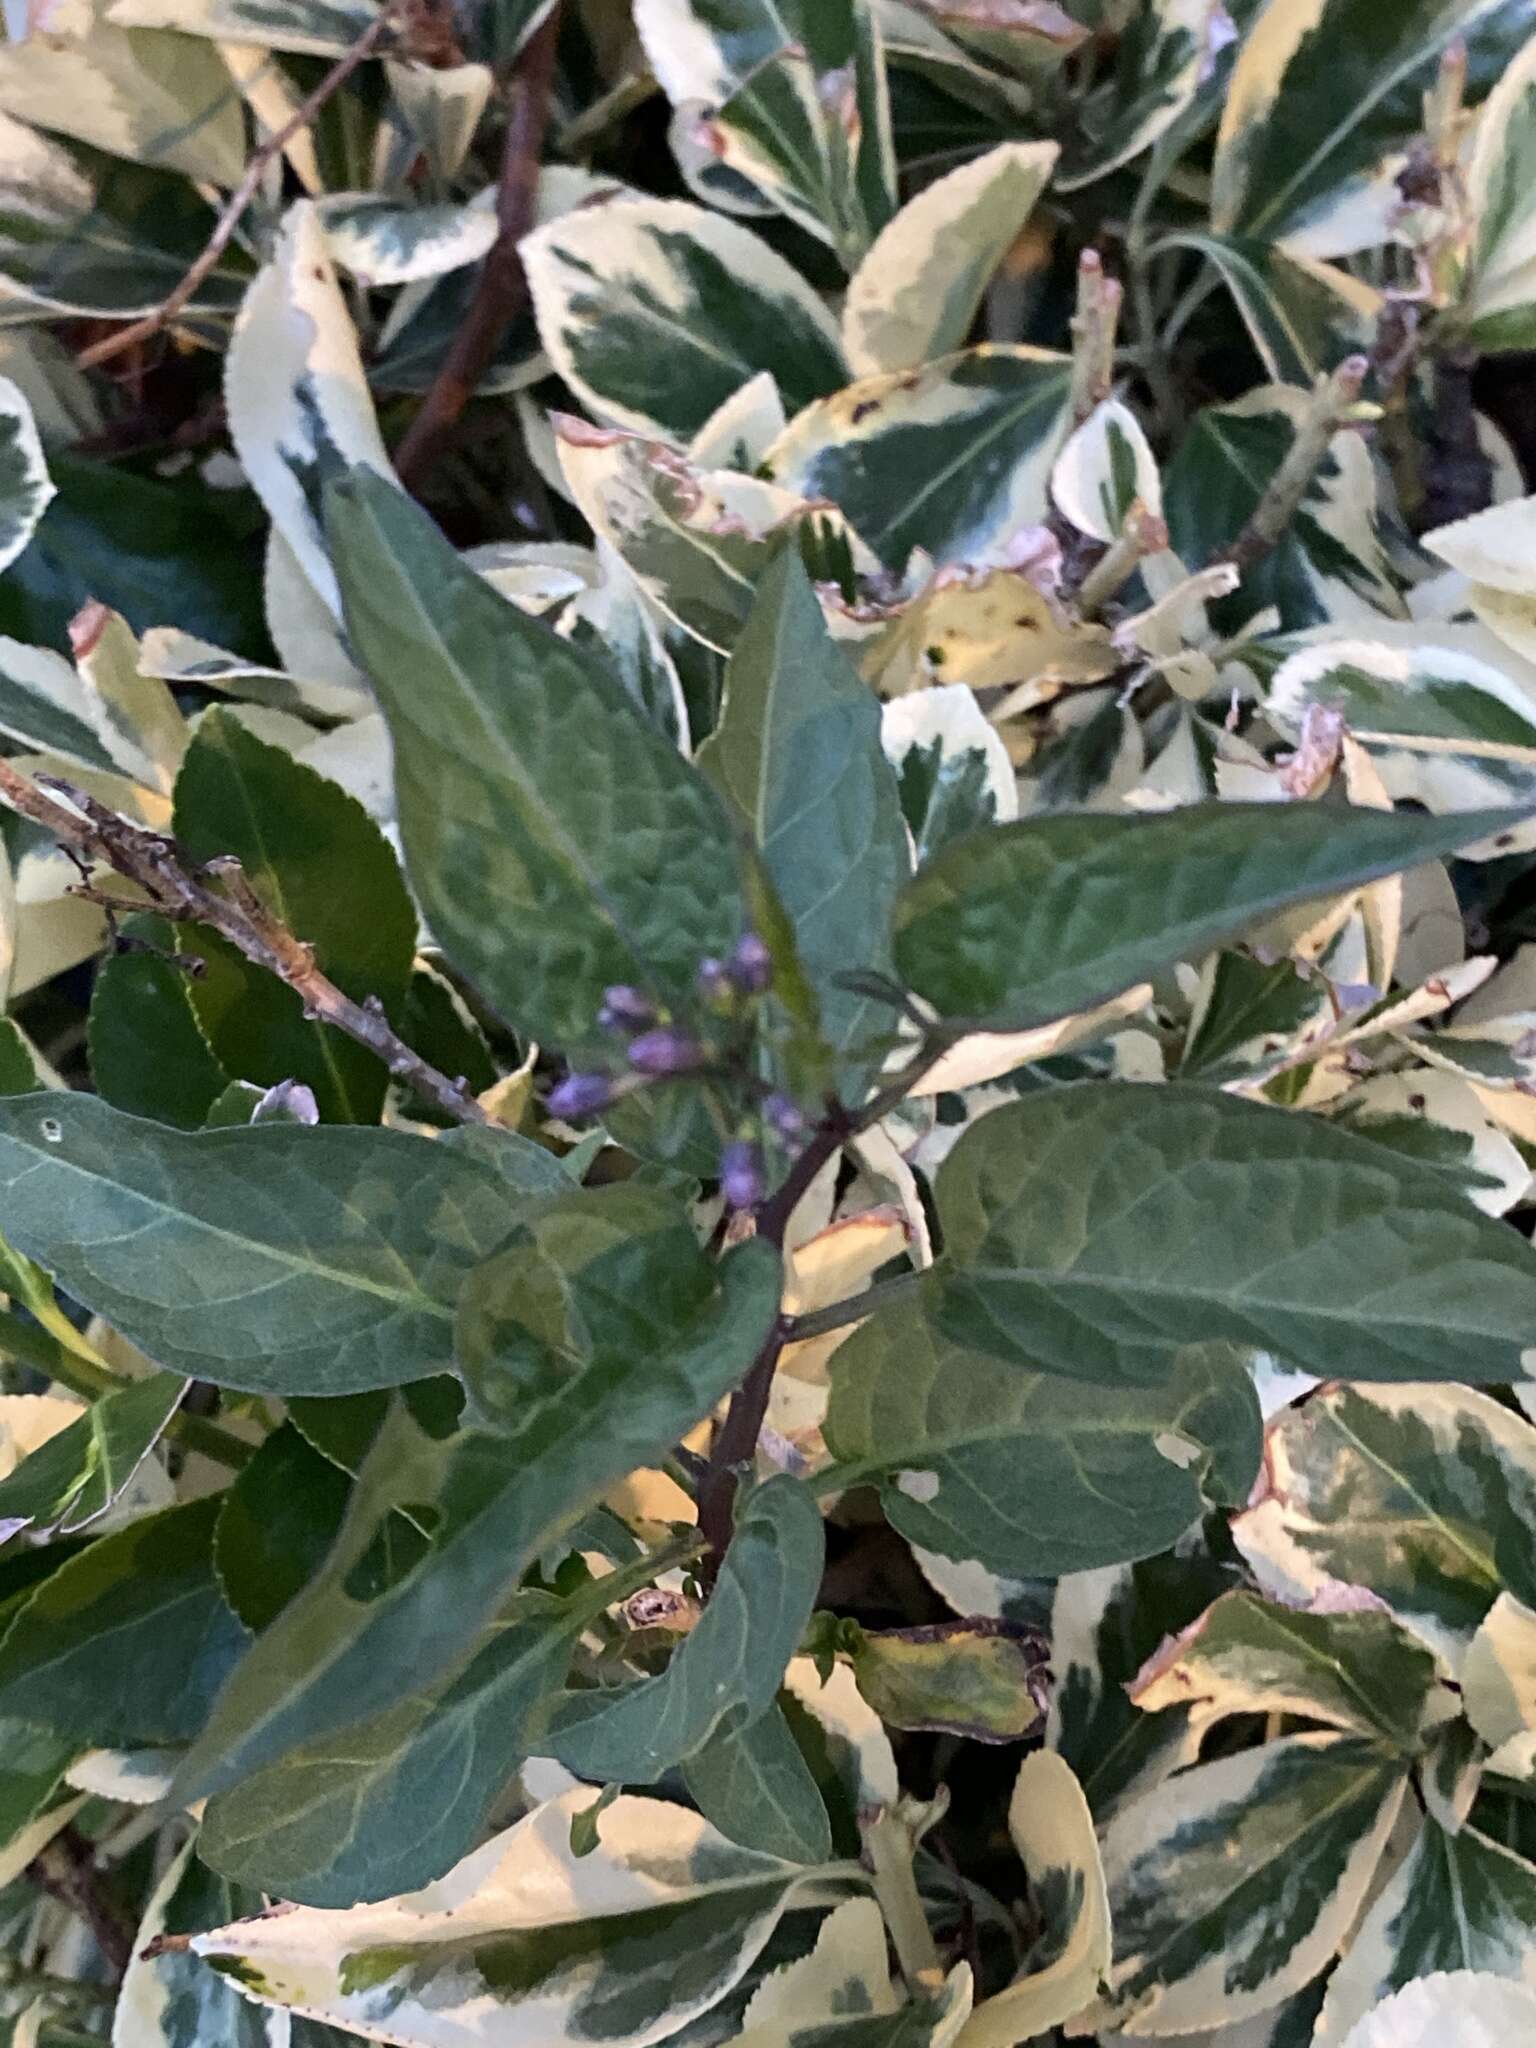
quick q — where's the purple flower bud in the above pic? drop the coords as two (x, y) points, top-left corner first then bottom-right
(764, 1091), (807, 1141)
(697, 956), (732, 1003)
(547, 1072), (613, 1120)
(628, 1028), (706, 1077)
(728, 932), (774, 994)
(720, 1140), (765, 1211)
(598, 984), (656, 1033)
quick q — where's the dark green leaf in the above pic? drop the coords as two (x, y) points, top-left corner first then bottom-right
(326, 469), (748, 1051)
(89, 912), (230, 1129)
(893, 800), (1529, 1030)
(0, 1094), (516, 1396)
(928, 1083), (1536, 1386)
(550, 1475), (825, 1783)
(699, 549), (909, 1071)
(174, 1238), (782, 1802)
(824, 1311), (1260, 1575)
(214, 1423), (354, 1632)
(174, 711), (416, 1125)
(682, 1703), (834, 1866)
(0, 1496), (245, 1745)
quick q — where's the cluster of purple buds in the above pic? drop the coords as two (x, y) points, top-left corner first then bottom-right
(547, 1070), (615, 1121)
(698, 931), (774, 1005)
(628, 1028), (707, 1077)
(597, 984), (656, 1034)
(764, 1091), (807, 1142)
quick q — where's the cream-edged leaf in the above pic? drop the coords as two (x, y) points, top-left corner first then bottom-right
(1233, 1383), (1536, 1666)
(524, 196), (846, 439)
(225, 202), (394, 620)
(0, 377), (52, 576)
(843, 142), (1057, 375)
(107, 0), (376, 55)
(0, 0), (246, 187)
(1087, 1732), (1408, 2034)
(1465, 31), (1536, 352)
(187, 1789), (857, 2048)
(1051, 399), (1162, 546)
(1462, 1591), (1536, 1776)
(768, 346), (1072, 571)
(957, 1753), (1110, 2046)
(317, 191), (499, 287)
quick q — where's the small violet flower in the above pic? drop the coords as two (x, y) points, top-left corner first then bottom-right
(547, 1072), (613, 1120)
(628, 1028), (707, 1077)
(720, 1140), (765, 1210)
(598, 984), (656, 1033)
(728, 932), (773, 994)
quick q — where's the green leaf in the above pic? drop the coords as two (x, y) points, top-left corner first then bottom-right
(185, 1788), (859, 2048)
(326, 468), (748, 1051)
(200, 1591), (577, 1907)
(1319, 1816), (1536, 2037)
(883, 684), (1015, 865)
(1235, 1382), (1536, 1659)
(171, 711), (416, 1125)
(891, 799), (1532, 1029)
(0, 1094), (516, 1396)
(1211, 0), (1534, 254)
(1128, 1590), (1442, 1752)
(0, 1369), (184, 1546)
(682, 1702), (834, 1866)
(768, 346), (1071, 571)
(174, 1239), (782, 1802)
(0, 1718), (77, 1868)
(1090, 1733), (1409, 2034)
(927, 1082), (1536, 1388)
(0, 1496), (245, 1745)
(823, 1310), (1261, 1576)
(214, 1423), (355, 1633)
(699, 549), (909, 1068)
(550, 1475), (824, 1783)
(1180, 949), (1324, 1082)
(839, 1618), (1048, 1743)
(89, 912), (231, 1129)
(523, 197), (847, 439)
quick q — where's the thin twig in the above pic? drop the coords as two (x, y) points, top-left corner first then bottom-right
(1068, 249), (1122, 427)
(0, 758), (491, 1128)
(1213, 354), (1372, 574)
(395, 2), (563, 493)
(26, 1827), (135, 1980)
(696, 1037), (951, 1564)
(75, 5), (405, 373)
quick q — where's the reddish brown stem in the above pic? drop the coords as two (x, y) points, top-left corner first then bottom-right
(395, 5), (563, 493)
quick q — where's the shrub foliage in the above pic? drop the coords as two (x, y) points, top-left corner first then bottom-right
(0, 2), (1531, 2043)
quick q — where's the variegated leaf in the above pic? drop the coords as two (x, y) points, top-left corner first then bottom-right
(768, 346), (1072, 571)
(1319, 1819), (1536, 2040)
(0, 109), (247, 319)
(1462, 1592), (1536, 1776)
(1051, 398), (1162, 546)
(881, 684), (1017, 867)
(524, 196), (846, 440)
(113, 1828), (281, 2048)
(225, 202), (394, 619)
(1267, 637), (1536, 854)
(0, 0), (246, 187)
(957, 1752), (1109, 2044)
(106, 0), (378, 55)
(1464, 29), (1536, 350)
(1086, 1732), (1408, 2034)
(1234, 1383), (1536, 1666)
(1212, 0), (1536, 258)
(842, 141), (1057, 375)
(186, 1789), (860, 2048)
(1152, 232), (1381, 385)
(0, 377), (52, 576)
(317, 192), (498, 287)
(1128, 1589), (1443, 1751)
(1057, 0), (1222, 190)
